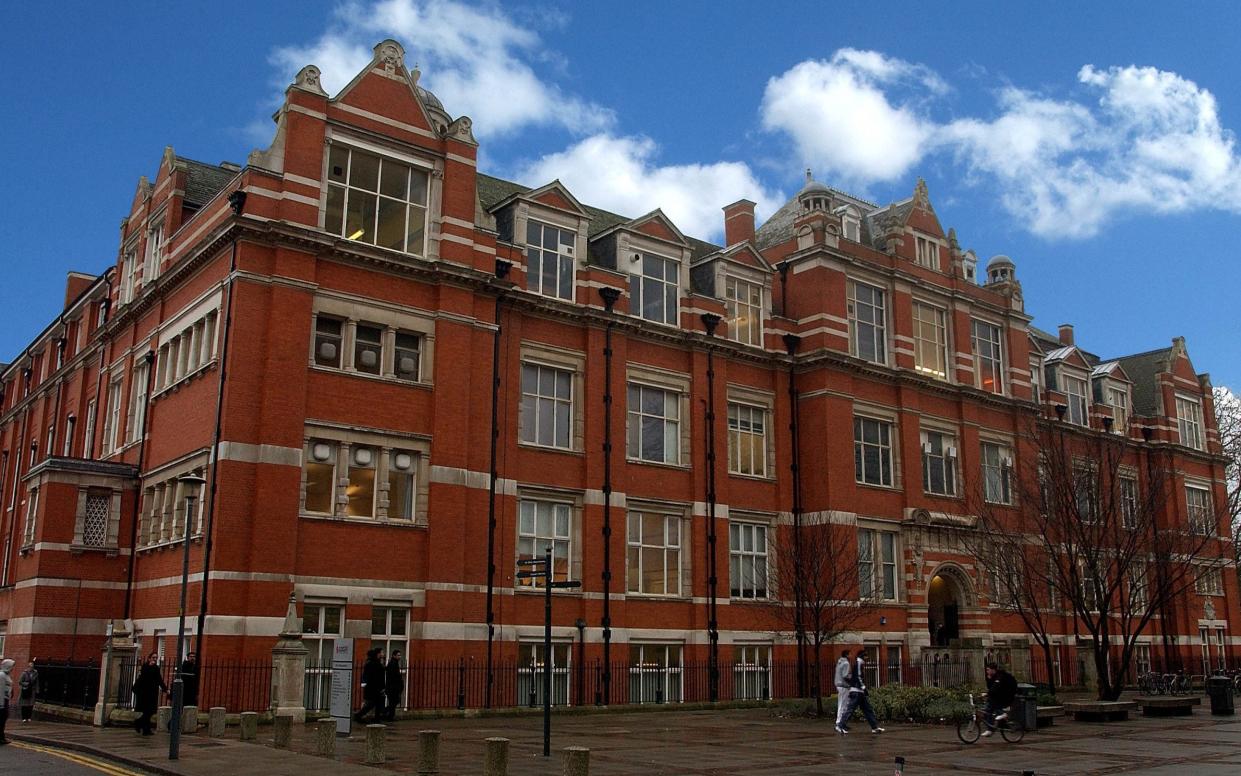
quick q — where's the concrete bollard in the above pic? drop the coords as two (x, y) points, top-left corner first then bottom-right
(157, 706), (172, 732)
(562, 746), (590, 776)
(416, 730), (441, 775)
(208, 707), (226, 737)
(181, 705), (199, 735)
(483, 737), (510, 776)
(239, 711), (259, 741)
(316, 719), (337, 757)
(365, 724), (387, 764)
(273, 715), (292, 748)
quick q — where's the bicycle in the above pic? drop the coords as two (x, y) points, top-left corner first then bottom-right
(957, 693), (1025, 744)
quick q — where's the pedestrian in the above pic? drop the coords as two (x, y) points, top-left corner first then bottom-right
(384, 649), (404, 721)
(0, 658), (13, 745)
(132, 652), (168, 736)
(833, 649), (852, 734)
(180, 652), (199, 707)
(353, 648), (386, 723)
(842, 652), (884, 734)
(19, 658), (38, 722)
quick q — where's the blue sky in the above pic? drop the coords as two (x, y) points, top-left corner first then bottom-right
(3, 1), (1239, 388)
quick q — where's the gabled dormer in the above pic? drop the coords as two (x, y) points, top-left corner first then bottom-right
(1091, 361), (1133, 434)
(591, 209), (692, 328)
(905, 179), (947, 272)
(1044, 338), (1094, 426)
(489, 180), (591, 302)
(691, 242), (772, 347)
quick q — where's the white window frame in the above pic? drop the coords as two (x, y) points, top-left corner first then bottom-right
(323, 143), (431, 257)
(1029, 357), (1043, 402)
(629, 252), (680, 326)
(920, 429), (957, 496)
(626, 510), (684, 597)
(1186, 484), (1213, 536)
(145, 220), (165, 283)
(1106, 385), (1129, 433)
(627, 381), (682, 465)
(1120, 475), (1139, 530)
(723, 275), (764, 347)
(981, 441), (1013, 505)
(1063, 373), (1089, 426)
(854, 415), (894, 487)
(858, 526), (898, 601)
(732, 644), (772, 700)
(22, 486), (39, 547)
(1176, 395), (1205, 451)
(628, 643), (683, 704)
(525, 219), (576, 301)
(914, 235), (939, 269)
(912, 301), (948, 380)
(729, 521), (769, 599)
(520, 361), (574, 450)
(847, 280), (887, 365)
(971, 319), (1004, 394)
(727, 401), (768, 477)
(518, 498), (574, 588)
(103, 376), (123, 454)
(302, 601), (344, 709)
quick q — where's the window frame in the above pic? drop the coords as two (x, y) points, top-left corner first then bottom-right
(971, 318), (1005, 394)
(1185, 484), (1214, 536)
(914, 234), (940, 270)
(912, 300), (949, 380)
(1175, 395), (1205, 451)
(322, 142), (431, 257)
(723, 274), (764, 347)
(920, 429), (958, 497)
(525, 218), (577, 301)
(626, 508), (687, 597)
(853, 414), (895, 488)
(858, 525), (899, 602)
(301, 427), (431, 525)
(517, 496), (576, 589)
(727, 400), (769, 478)
(629, 251), (681, 326)
(519, 361), (575, 451)
(1062, 372), (1089, 426)
(980, 441), (1013, 505)
(847, 279), (888, 365)
(728, 520), (770, 600)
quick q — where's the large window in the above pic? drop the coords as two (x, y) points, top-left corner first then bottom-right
(981, 442), (1012, 504)
(520, 363), (573, 449)
(1176, 396), (1204, 450)
(1106, 386), (1128, 432)
(629, 644), (682, 704)
(848, 281), (887, 364)
(627, 511), (682, 596)
(1186, 485), (1213, 535)
(519, 642), (571, 706)
(311, 313), (423, 381)
(912, 302), (947, 379)
(971, 320), (1004, 394)
(1120, 476), (1139, 529)
(920, 430), (957, 496)
(325, 145), (428, 255)
(302, 603), (343, 710)
(854, 415), (894, 487)
(729, 522), (769, 599)
(1063, 374), (1089, 426)
(370, 606), (409, 687)
(103, 377), (123, 454)
(733, 645), (772, 701)
(526, 220), (575, 300)
(914, 235), (939, 269)
(302, 439), (420, 521)
(126, 361), (150, 444)
(627, 383), (680, 464)
(724, 276), (763, 346)
(630, 253), (679, 325)
(518, 499), (572, 586)
(858, 528), (897, 601)
(727, 402), (766, 477)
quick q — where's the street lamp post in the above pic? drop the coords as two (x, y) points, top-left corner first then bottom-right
(170, 472), (207, 761)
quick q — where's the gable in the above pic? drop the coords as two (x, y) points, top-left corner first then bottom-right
(638, 218), (679, 242)
(722, 243), (772, 272)
(331, 40), (435, 134)
(626, 209), (688, 246)
(534, 189), (576, 212)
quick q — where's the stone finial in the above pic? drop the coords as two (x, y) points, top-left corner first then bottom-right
(947, 227), (960, 251)
(279, 592), (302, 639)
(374, 39), (406, 72)
(411, 65), (421, 86)
(293, 65), (328, 96)
(805, 168), (813, 183)
(913, 177), (931, 209)
(445, 116), (477, 146)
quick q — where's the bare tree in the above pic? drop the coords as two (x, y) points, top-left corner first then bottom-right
(767, 518), (869, 717)
(969, 415), (1230, 701)
(1213, 386), (1241, 564)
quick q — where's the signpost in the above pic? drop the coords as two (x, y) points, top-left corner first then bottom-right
(330, 638), (354, 736)
(516, 545), (581, 757)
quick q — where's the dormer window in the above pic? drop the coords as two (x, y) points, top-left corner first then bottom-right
(837, 206), (861, 242)
(525, 220), (575, 301)
(630, 253), (679, 325)
(325, 145), (429, 256)
(1063, 374), (1089, 426)
(914, 236), (939, 269)
(1175, 395), (1204, 450)
(723, 276), (763, 346)
(1105, 385), (1128, 433)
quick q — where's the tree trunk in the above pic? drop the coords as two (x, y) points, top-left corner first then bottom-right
(813, 641), (824, 718)
(1094, 646), (1119, 701)
(1042, 643), (1057, 697)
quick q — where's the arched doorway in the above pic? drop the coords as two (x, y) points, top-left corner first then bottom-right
(927, 568), (968, 646)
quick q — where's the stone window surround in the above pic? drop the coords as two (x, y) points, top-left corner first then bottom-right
(846, 274), (890, 366)
(710, 259), (770, 348)
(728, 511), (776, 601)
(300, 421), (431, 527)
(318, 130), (444, 264)
(625, 498), (693, 600)
(514, 484), (585, 594)
(21, 468), (128, 555)
(856, 517), (901, 603)
(518, 341), (587, 454)
(510, 198), (590, 299)
(918, 419), (960, 499)
(626, 363), (692, 468)
(310, 293), (436, 387)
(910, 230), (945, 271)
(618, 228), (693, 329)
(851, 400), (902, 490)
(1174, 393), (1206, 451)
(725, 384), (776, 480)
(138, 452), (210, 551)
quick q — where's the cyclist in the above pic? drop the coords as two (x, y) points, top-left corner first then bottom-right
(981, 662), (1017, 737)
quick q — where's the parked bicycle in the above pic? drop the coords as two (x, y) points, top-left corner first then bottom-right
(957, 692), (1025, 744)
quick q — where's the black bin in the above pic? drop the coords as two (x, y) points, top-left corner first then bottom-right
(1014, 683), (1039, 731)
(1207, 676), (1234, 715)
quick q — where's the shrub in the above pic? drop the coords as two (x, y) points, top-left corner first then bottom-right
(921, 698), (973, 723)
(774, 684), (982, 725)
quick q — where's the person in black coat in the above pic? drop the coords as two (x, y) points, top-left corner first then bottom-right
(384, 649), (404, 721)
(180, 652), (199, 707)
(353, 648), (386, 723)
(132, 653), (168, 735)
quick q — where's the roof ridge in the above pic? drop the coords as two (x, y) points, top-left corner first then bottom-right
(1113, 345), (1174, 362)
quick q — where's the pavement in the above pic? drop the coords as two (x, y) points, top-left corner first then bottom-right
(9, 701), (1241, 775)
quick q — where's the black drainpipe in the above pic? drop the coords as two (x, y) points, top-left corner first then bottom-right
(193, 189), (246, 661)
(778, 261), (790, 317)
(782, 333), (806, 696)
(701, 313), (721, 703)
(123, 348), (157, 620)
(484, 258), (512, 709)
(598, 286), (620, 705)
(2, 371), (32, 587)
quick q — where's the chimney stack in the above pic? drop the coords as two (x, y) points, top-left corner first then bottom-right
(64, 271), (96, 310)
(723, 199), (756, 246)
(1058, 323), (1074, 346)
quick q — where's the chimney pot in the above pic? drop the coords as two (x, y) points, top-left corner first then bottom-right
(1058, 324), (1074, 346)
(722, 199), (756, 246)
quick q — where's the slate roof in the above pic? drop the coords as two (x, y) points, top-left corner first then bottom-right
(1114, 347), (1173, 416)
(753, 186), (882, 251)
(180, 157), (241, 209)
(475, 173), (720, 260)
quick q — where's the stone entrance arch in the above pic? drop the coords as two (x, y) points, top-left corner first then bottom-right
(927, 565), (973, 646)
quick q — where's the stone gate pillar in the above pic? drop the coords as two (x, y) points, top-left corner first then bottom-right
(271, 592), (309, 722)
(94, 619), (138, 726)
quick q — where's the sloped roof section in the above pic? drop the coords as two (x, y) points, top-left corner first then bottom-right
(1115, 347), (1173, 416)
(754, 185), (881, 251)
(180, 157), (241, 209)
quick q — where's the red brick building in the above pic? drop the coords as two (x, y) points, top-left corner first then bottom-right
(0, 40), (1235, 703)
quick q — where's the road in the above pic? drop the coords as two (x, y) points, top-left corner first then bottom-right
(3, 741), (152, 776)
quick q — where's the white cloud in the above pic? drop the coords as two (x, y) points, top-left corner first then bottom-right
(513, 134), (784, 242)
(268, 0), (612, 138)
(761, 51), (1241, 238)
(760, 50), (937, 184)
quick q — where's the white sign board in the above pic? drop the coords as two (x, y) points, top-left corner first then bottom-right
(330, 638), (354, 736)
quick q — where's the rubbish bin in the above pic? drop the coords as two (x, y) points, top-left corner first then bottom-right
(1014, 683), (1039, 731)
(1206, 675), (1235, 715)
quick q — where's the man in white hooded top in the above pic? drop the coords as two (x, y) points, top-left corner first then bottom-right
(0, 658), (14, 745)
(833, 649), (852, 733)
